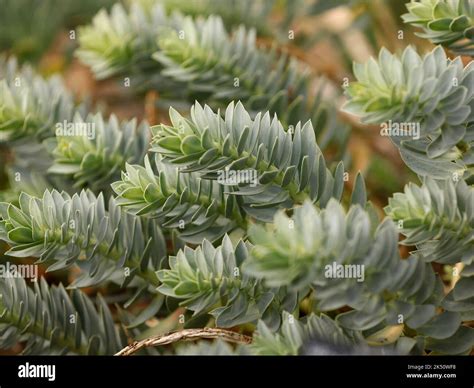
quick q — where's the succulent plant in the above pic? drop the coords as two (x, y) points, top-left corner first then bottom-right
(344, 45), (474, 179)
(403, 0), (474, 56)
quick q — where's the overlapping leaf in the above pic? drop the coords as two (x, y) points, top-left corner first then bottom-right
(76, 2), (180, 80)
(0, 276), (124, 354)
(344, 46), (474, 179)
(385, 177), (474, 265)
(46, 113), (149, 192)
(0, 56), (82, 142)
(77, 6), (350, 156)
(0, 190), (167, 289)
(403, 0), (474, 56)
(157, 235), (298, 329)
(243, 199), (473, 353)
(112, 154), (247, 243)
(251, 311), (366, 355)
(151, 101), (346, 221)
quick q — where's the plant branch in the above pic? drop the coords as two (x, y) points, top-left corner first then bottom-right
(115, 328), (253, 356)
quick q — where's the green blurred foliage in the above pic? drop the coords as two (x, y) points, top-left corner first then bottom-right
(0, 0), (116, 63)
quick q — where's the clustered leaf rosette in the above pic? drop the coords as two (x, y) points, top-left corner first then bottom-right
(403, 0), (474, 56)
(0, 57), (86, 194)
(153, 16), (307, 114)
(385, 177), (474, 264)
(0, 276), (124, 355)
(0, 57), (79, 142)
(0, 190), (167, 290)
(385, 178), (474, 322)
(76, 0), (275, 82)
(150, 101), (346, 222)
(112, 154), (247, 243)
(76, 2), (179, 80)
(157, 235), (298, 329)
(243, 200), (474, 354)
(252, 312), (368, 356)
(45, 113), (149, 192)
(344, 45), (474, 180)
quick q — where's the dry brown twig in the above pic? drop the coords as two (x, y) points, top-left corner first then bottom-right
(115, 328), (253, 356)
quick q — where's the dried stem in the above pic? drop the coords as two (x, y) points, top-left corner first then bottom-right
(115, 328), (253, 356)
